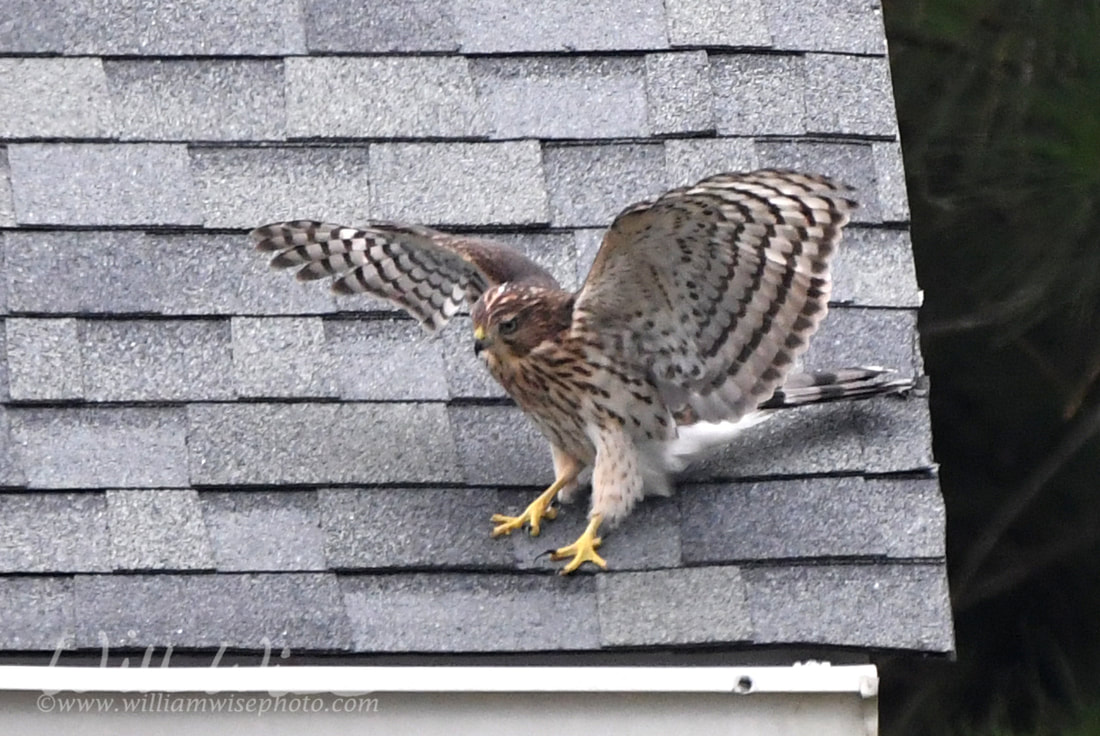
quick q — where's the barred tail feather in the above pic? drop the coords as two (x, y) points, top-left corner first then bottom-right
(759, 366), (914, 409)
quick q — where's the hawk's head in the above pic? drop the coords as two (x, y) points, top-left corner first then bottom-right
(471, 283), (574, 365)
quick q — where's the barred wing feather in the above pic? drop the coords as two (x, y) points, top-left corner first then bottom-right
(252, 220), (556, 332)
(573, 170), (857, 423)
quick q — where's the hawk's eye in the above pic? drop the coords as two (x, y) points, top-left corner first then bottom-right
(498, 316), (519, 336)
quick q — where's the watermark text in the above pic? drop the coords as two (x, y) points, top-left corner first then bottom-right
(37, 692), (379, 716)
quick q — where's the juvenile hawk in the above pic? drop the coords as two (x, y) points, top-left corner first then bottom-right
(252, 170), (909, 573)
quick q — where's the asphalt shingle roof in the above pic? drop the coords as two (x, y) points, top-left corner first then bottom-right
(0, 0), (953, 659)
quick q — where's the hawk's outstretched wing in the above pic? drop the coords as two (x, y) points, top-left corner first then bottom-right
(252, 220), (557, 332)
(573, 170), (856, 423)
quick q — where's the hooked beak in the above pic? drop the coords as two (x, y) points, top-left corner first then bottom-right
(473, 325), (488, 356)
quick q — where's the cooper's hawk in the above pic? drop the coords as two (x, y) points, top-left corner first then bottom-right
(252, 170), (910, 573)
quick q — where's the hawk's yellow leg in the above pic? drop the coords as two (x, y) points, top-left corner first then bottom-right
(550, 513), (606, 574)
(490, 475), (569, 538)
(490, 450), (580, 538)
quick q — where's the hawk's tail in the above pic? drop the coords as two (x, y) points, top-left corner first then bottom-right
(659, 366), (914, 473)
(759, 366), (914, 409)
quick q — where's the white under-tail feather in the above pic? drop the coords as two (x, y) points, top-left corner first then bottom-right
(658, 414), (774, 474)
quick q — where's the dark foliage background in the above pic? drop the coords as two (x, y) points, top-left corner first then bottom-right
(879, 1), (1100, 734)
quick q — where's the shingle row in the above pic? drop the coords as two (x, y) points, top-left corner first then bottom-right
(0, 137), (904, 228)
(0, 0), (885, 56)
(0, 477), (942, 575)
(687, 396), (934, 479)
(2, 307), (919, 403)
(0, 559), (951, 652)
(1, 394), (930, 491)
(0, 54), (897, 143)
(1, 403), (459, 490)
(2, 227), (916, 321)
(0, 0), (306, 56)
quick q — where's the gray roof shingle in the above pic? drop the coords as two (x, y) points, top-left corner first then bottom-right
(645, 51), (716, 135)
(855, 398), (936, 473)
(598, 566), (752, 647)
(0, 0), (66, 54)
(802, 308), (919, 375)
(80, 320), (236, 402)
(874, 141), (913, 221)
(0, 0), (951, 661)
(0, 577), (74, 651)
(710, 54), (807, 135)
(10, 407), (190, 490)
(320, 487), (515, 570)
(104, 60), (287, 142)
(0, 408), (24, 489)
(663, 138), (760, 187)
(0, 323), (7, 401)
(0, 493), (111, 573)
(6, 231), (150, 315)
(543, 143), (667, 227)
(573, 229), (607, 287)
(0, 59), (115, 140)
(106, 489), (215, 571)
(680, 477), (945, 563)
(151, 233), (340, 316)
(0, 149), (14, 226)
(761, 0), (887, 54)
(744, 564), (953, 650)
(8, 144), (202, 226)
(74, 573), (350, 650)
(471, 57), (648, 140)
(303, 0), (459, 53)
(286, 57), (483, 140)
(187, 403), (462, 486)
(832, 228), (922, 307)
(804, 54), (900, 138)
(62, 0), (307, 56)
(200, 490), (328, 572)
(323, 318), (450, 401)
(340, 573), (600, 652)
(190, 145), (372, 229)
(6, 318), (84, 401)
(4, 231), (337, 316)
(454, 0), (668, 53)
(231, 317), (336, 399)
(666, 0), (771, 48)
(369, 141), (549, 225)
(448, 404), (554, 487)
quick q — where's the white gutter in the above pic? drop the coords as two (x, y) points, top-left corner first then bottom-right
(0, 662), (878, 698)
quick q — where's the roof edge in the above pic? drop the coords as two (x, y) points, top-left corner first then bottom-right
(0, 662), (877, 697)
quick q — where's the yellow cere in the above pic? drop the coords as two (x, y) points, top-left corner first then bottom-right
(473, 325), (486, 341)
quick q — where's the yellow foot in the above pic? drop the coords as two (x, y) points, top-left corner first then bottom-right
(490, 497), (558, 538)
(490, 477), (568, 538)
(550, 514), (607, 574)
